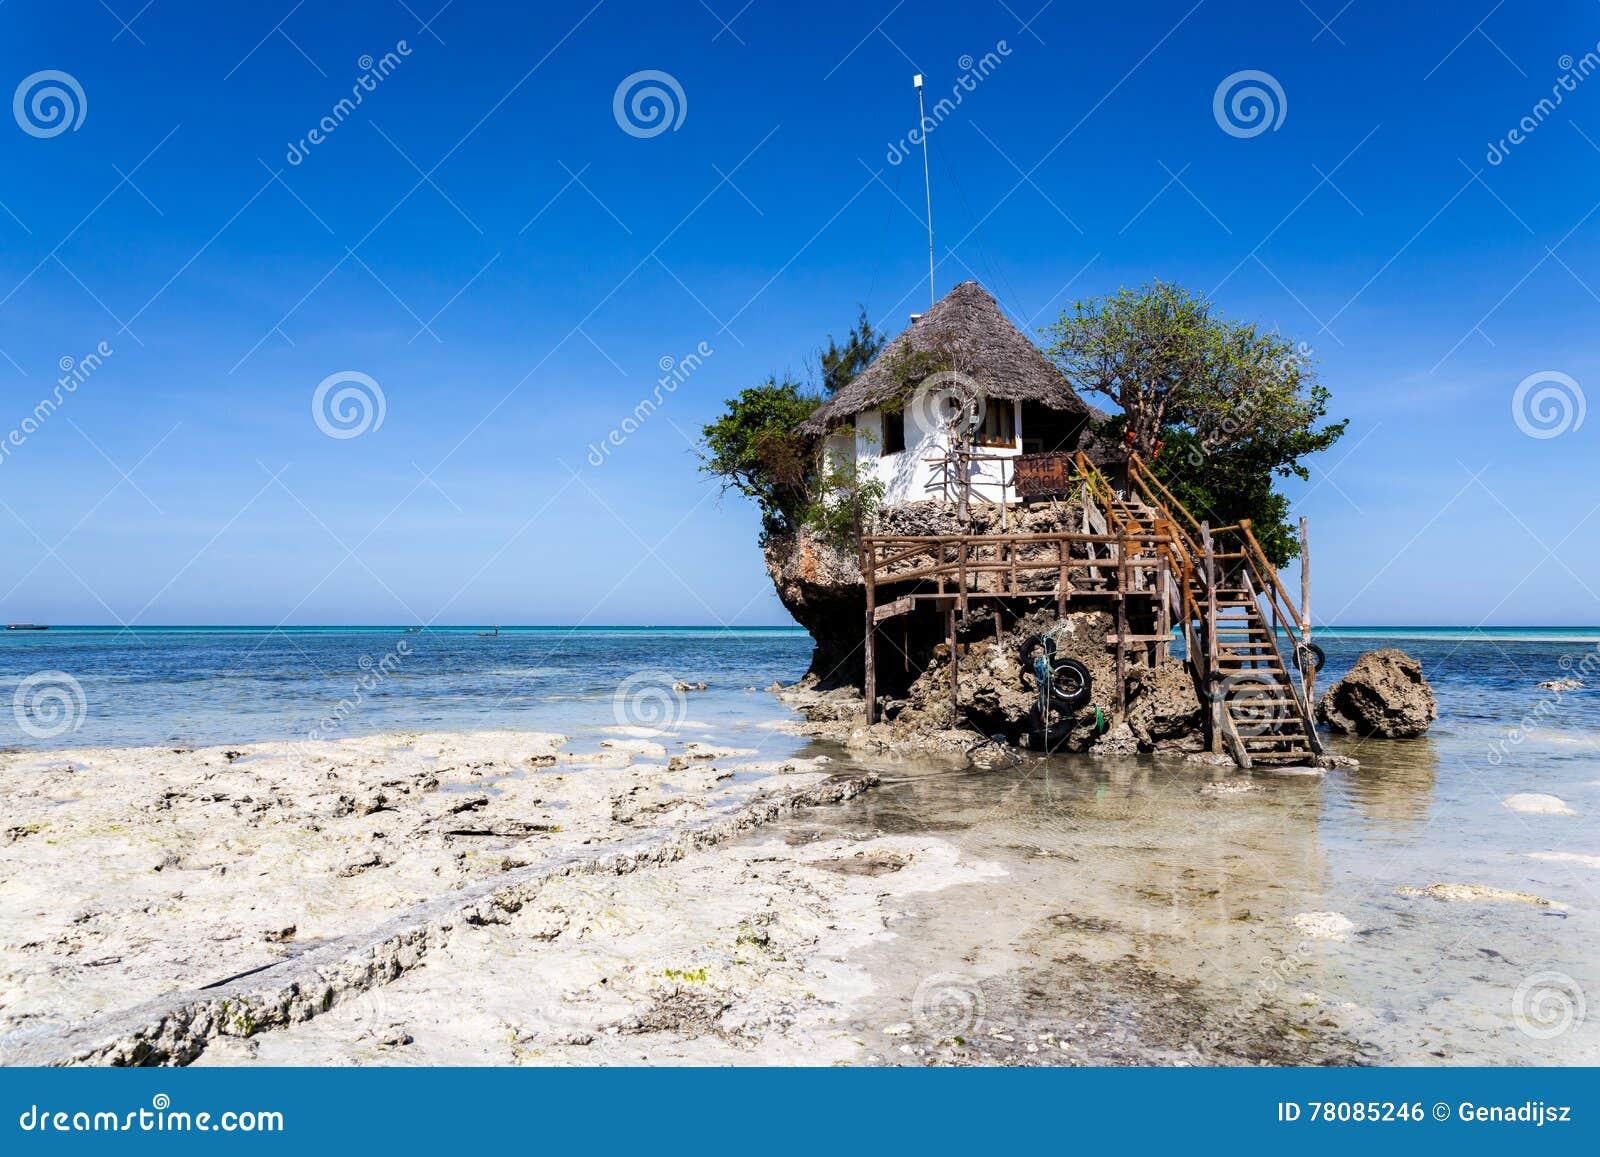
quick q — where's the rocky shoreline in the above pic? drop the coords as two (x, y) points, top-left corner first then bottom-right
(1, 716), (1379, 1067)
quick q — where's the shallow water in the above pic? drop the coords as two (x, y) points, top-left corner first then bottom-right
(3, 626), (1596, 1064)
(0, 626), (814, 750)
(797, 631), (1600, 1065)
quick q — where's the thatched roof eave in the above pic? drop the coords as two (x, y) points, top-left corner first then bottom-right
(797, 281), (1096, 436)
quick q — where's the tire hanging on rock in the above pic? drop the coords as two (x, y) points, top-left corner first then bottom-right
(1020, 634), (1094, 712)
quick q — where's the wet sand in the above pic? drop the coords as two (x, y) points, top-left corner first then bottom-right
(3, 710), (1595, 1066)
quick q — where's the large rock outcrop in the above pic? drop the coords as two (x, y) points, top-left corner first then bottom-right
(762, 532), (863, 688)
(783, 606), (1202, 757)
(765, 499), (1208, 756)
(1315, 648), (1436, 738)
(763, 499), (1106, 688)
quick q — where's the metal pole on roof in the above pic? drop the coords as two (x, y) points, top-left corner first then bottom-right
(914, 73), (935, 310)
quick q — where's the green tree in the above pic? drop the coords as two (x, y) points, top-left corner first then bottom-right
(698, 376), (821, 540)
(819, 308), (885, 395)
(1045, 281), (1345, 565)
(702, 312), (888, 542)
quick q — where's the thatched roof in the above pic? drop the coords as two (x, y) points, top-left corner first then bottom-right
(798, 281), (1104, 435)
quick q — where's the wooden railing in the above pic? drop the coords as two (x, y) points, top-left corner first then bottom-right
(861, 529), (1172, 603)
(1121, 450), (1320, 753)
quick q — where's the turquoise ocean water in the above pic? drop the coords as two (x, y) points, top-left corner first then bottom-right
(2, 624), (1597, 749)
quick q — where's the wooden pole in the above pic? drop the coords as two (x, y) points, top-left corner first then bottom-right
(1112, 527), (1128, 711)
(1202, 521), (1222, 754)
(863, 541), (877, 725)
(1056, 535), (1067, 617)
(1300, 515), (1313, 701)
(1299, 515), (1312, 633)
(1156, 552), (1170, 664)
(947, 606), (959, 726)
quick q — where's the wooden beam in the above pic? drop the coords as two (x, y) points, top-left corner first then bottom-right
(873, 595), (915, 623)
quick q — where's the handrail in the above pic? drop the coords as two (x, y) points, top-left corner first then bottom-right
(1127, 453), (1205, 543)
(860, 528), (1173, 595)
(1237, 566), (1324, 757)
(1236, 520), (1305, 633)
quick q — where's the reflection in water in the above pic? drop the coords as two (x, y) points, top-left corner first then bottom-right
(1327, 734), (1439, 837)
(781, 629), (1600, 1066)
(781, 750), (1348, 1063)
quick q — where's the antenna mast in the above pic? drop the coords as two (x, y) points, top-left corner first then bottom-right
(913, 73), (934, 309)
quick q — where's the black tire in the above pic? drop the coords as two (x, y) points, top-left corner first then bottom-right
(1293, 643), (1326, 673)
(1047, 657), (1093, 711)
(1019, 633), (1056, 668)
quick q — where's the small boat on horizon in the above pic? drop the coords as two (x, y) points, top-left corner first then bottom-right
(6, 624), (49, 631)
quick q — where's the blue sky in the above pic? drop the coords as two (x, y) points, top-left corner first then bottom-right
(0, 0), (1597, 626)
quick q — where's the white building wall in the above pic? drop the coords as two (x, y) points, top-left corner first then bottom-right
(843, 384), (1022, 507)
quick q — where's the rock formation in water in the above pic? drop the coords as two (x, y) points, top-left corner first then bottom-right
(1315, 648), (1437, 738)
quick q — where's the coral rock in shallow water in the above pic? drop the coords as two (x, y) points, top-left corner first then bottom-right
(1315, 648), (1437, 738)
(1502, 792), (1575, 816)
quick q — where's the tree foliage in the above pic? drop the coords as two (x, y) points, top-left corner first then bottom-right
(803, 456), (887, 552)
(1046, 281), (1345, 565)
(702, 312), (888, 542)
(698, 376), (820, 540)
(819, 308), (885, 396)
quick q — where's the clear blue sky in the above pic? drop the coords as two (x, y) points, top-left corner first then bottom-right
(1, 1), (1597, 627)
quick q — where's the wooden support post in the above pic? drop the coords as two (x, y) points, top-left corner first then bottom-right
(1156, 552), (1171, 664)
(1202, 521), (1222, 754)
(947, 606), (959, 726)
(864, 549), (877, 725)
(957, 539), (968, 616)
(1056, 536), (1067, 617)
(1115, 530), (1128, 714)
(1300, 515), (1314, 702)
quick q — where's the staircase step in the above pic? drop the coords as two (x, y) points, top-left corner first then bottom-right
(1248, 752), (1317, 765)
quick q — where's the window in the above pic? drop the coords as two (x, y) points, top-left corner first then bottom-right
(975, 400), (1016, 448)
(881, 410), (906, 455)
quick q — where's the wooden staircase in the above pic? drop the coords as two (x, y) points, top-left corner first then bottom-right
(1075, 452), (1323, 769)
(1208, 578), (1320, 767)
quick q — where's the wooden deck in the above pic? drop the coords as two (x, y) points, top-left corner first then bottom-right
(859, 451), (1323, 768)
